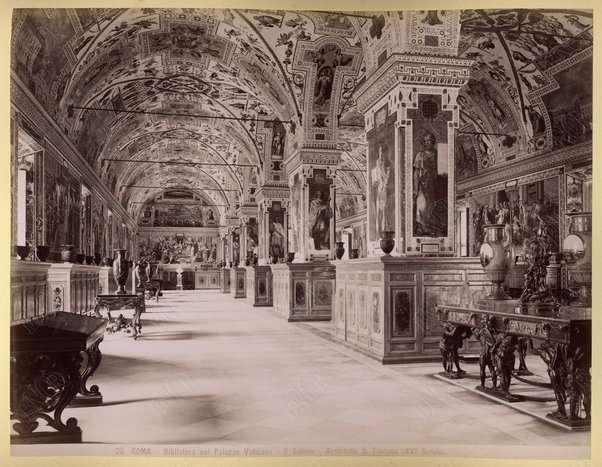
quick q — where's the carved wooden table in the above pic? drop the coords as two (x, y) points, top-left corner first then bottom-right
(94, 294), (145, 340)
(10, 312), (108, 444)
(136, 279), (162, 302)
(436, 302), (591, 430)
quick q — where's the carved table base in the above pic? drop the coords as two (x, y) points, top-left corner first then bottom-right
(11, 312), (107, 444)
(70, 338), (104, 407)
(94, 294), (145, 340)
(11, 350), (83, 444)
(475, 385), (522, 403)
(437, 304), (591, 430)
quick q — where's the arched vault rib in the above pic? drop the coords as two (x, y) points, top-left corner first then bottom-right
(107, 132), (250, 192)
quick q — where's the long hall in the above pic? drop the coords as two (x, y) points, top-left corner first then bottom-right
(50, 290), (587, 454)
(9, 6), (593, 463)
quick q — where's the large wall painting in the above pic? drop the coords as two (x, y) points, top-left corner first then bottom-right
(247, 218), (258, 258)
(455, 134), (478, 182)
(44, 154), (81, 255)
(91, 195), (107, 256)
(367, 104), (396, 240)
(307, 169), (333, 251)
(268, 202), (286, 260)
(540, 57), (592, 150)
(410, 95), (450, 239)
(289, 172), (302, 254)
(469, 176), (560, 258)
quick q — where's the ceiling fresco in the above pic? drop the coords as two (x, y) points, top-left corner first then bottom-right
(11, 8), (593, 222)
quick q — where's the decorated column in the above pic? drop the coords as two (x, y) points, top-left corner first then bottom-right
(333, 11), (490, 362)
(287, 152), (339, 262)
(256, 186), (289, 265)
(237, 205), (258, 265)
(267, 32), (363, 321)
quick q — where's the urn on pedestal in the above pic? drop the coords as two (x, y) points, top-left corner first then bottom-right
(35, 245), (50, 262)
(112, 249), (130, 295)
(563, 212), (592, 306)
(335, 242), (345, 260)
(479, 224), (512, 300)
(16, 245), (30, 260)
(379, 231), (395, 255)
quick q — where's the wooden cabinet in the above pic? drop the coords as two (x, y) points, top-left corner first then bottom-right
(47, 263), (99, 315)
(10, 260), (51, 323)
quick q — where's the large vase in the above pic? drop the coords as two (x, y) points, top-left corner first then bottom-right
(35, 245), (50, 262)
(61, 245), (76, 263)
(113, 249), (130, 295)
(479, 224), (512, 300)
(93, 252), (102, 266)
(16, 245), (30, 260)
(379, 231), (395, 255)
(335, 241), (345, 260)
(563, 212), (592, 306)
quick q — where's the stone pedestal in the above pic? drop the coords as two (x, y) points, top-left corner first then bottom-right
(333, 257), (490, 363)
(230, 267), (246, 299)
(11, 260), (51, 322)
(194, 268), (221, 289)
(47, 263), (100, 315)
(98, 266), (115, 295)
(220, 268), (231, 293)
(271, 262), (335, 321)
(245, 265), (273, 307)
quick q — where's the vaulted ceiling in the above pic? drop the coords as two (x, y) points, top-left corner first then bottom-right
(11, 8), (593, 224)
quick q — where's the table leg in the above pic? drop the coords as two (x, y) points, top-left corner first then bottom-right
(11, 350), (83, 443)
(71, 338), (103, 407)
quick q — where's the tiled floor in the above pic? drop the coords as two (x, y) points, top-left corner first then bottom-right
(58, 290), (589, 455)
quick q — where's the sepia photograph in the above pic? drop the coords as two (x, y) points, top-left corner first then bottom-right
(5, 1), (596, 465)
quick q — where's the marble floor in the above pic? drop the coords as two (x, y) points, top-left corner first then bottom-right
(13, 290), (589, 460)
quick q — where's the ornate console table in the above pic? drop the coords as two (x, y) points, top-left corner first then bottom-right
(93, 294), (145, 340)
(11, 312), (108, 444)
(136, 279), (163, 302)
(436, 302), (591, 430)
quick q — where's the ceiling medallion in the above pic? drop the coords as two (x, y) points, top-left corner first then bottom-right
(161, 128), (201, 139)
(155, 75), (211, 94)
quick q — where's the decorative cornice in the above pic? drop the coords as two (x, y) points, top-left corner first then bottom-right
(237, 204), (258, 222)
(256, 186), (290, 203)
(458, 141), (591, 194)
(226, 217), (240, 228)
(10, 73), (137, 231)
(285, 147), (342, 175)
(355, 53), (473, 113)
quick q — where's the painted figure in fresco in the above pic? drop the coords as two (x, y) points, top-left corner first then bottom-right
(272, 131), (284, 158)
(413, 131), (438, 234)
(209, 244), (217, 262)
(269, 216), (285, 260)
(371, 143), (391, 236)
(233, 241), (240, 266)
(206, 209), (216, 225)
(314, 67), (333, 108)
(309, 190), (332, 250)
